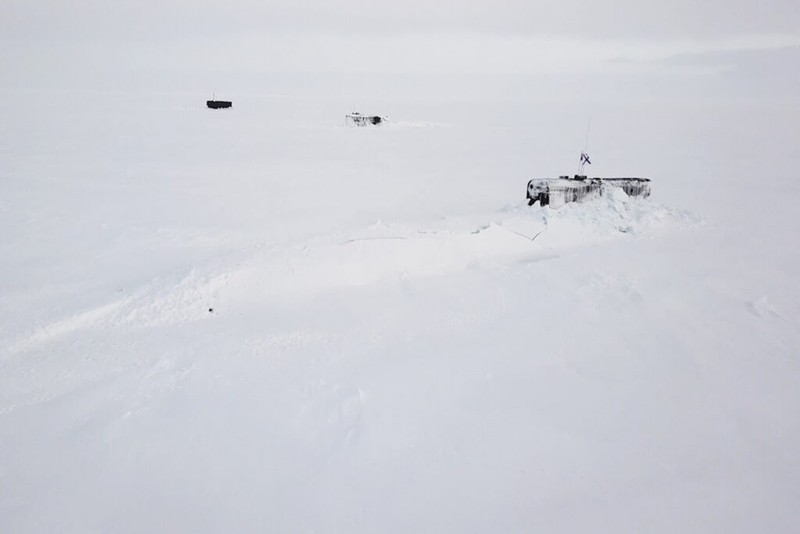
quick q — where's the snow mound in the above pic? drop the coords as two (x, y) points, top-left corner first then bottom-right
(381, 119), (447, 129)
(493, 188), (694, 248)
(5, 194), (695, 357)
(206, 195), (696, 308)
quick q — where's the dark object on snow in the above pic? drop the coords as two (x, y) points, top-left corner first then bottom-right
(527, 175), (651, 207)
(207, 100), (232, 109)
(346, 112), (384, 126)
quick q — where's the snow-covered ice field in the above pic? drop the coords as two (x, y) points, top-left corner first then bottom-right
(1, 87), (799, 532)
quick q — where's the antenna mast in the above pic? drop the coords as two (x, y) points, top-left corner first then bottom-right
(578, 114), (592, 176)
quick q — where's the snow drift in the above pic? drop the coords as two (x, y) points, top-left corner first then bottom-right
(1, 91), (799, 534)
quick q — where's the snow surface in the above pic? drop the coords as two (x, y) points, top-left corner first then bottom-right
(1, 91), (799, 533)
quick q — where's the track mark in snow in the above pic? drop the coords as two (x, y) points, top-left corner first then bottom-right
(117, 268), (230, 328)
(747, 296), (783, 319)
(109, 358), (196, 436)
(339, 236), (410, 245)
(7, 299), (127, 354)
(327, 387), (365, 445)
(243, 330), (337, 353)
(298, 382), (366, 449)
(6, 268), (233, 354)
(578, 273), (645, 309)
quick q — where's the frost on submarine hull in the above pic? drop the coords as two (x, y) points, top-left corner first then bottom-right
(526, 176), (651, 207)
(527, 151), (651, 206)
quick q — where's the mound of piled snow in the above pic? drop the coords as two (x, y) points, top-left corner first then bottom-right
(202, 194), (697, 310)
(529, 186), (699, 250)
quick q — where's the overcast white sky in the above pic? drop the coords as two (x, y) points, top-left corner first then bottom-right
(4, 0), (799, 39)
(2, 0), (798, 95)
